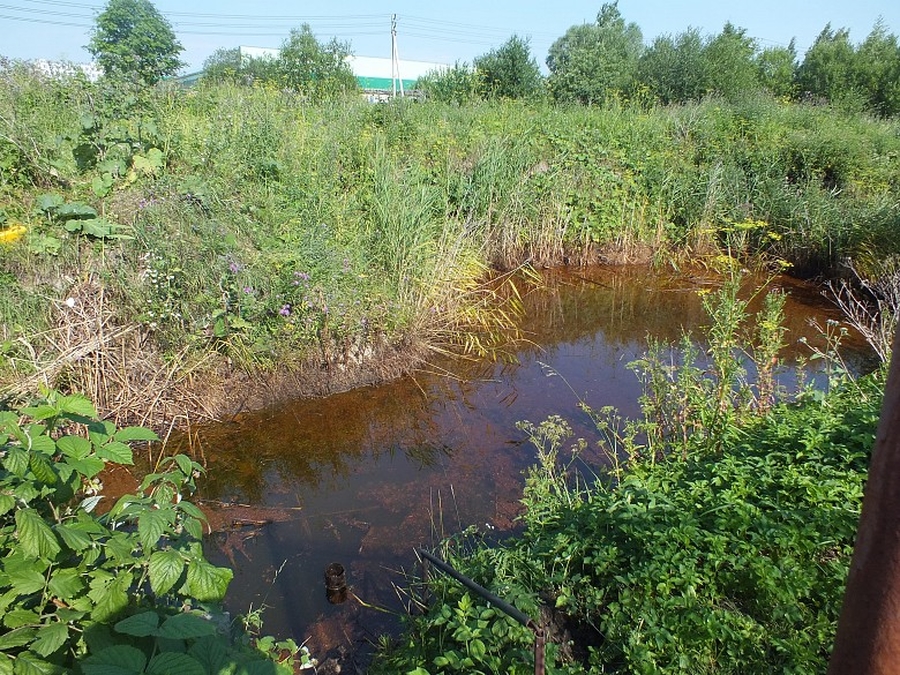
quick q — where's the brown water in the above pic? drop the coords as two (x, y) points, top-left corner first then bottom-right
(174, 267), (873, 664)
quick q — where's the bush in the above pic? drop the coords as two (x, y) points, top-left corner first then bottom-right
(0, 391), (303, 672)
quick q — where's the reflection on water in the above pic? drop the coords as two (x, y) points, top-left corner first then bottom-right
(167, 267), (872, 663)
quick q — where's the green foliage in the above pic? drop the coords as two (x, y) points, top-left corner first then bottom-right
(638, 29), (709, 105)
(1, 68), (899, 402)
(755, 42), (798, 100)
(378, 280), (882, 674)
(546, 2), (644, 104)
(415, 62), (479, 104)
(0, 390), (296, 672)
(200, 48), (279, 87)
(474, 35), (543, 100)
(703, 23), (760, 102)
(796, 25), (862, 110)
(277, 25), (358, 100)
(87, 0), (184, 86)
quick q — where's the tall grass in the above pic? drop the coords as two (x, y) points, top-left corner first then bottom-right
(1, 68), (898, 418)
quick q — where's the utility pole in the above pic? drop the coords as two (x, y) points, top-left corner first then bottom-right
(391, 13), (404, 98)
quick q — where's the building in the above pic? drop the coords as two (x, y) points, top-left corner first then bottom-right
(232, 46), (447, 95)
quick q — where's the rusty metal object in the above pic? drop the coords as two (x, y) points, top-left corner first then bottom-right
(325, 562), (348, 604)
(828, 329), (900, 674)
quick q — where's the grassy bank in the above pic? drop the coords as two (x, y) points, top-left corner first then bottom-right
(1, 62), (898, 423)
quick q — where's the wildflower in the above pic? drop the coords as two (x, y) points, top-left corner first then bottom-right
(279, 304), (292, 317)
(65, 297), (76, 308)
(229, 261), (242, 274)
(243, 286), (253, 294)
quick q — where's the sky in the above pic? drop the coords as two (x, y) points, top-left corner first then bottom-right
(1, 0), (897, 74)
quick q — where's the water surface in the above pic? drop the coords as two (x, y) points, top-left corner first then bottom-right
(175, 267), (871, 662)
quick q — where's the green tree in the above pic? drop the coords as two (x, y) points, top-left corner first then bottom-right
(202, 47), (279, 86)
(546, 2), (643, 104)
(755, 41), (798, 99)
(703, 22), (759, 101)
(638, 28), (708, 104)
(415, 62), (478, 104)
(853, 20), (900, 116)
(87, 0), (183, 85)
(277, 24), (358, 100)
(474, 35), (543, 100)
(796, 25), (861, 108)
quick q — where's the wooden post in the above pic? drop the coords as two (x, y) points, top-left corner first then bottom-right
(828, 327), (900, 674)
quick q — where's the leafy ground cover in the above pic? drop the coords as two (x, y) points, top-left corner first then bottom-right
(0, 390), (307, 672)
(373, 281), (884, 674)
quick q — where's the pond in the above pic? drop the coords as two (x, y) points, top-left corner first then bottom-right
(167, 266), (873, 666)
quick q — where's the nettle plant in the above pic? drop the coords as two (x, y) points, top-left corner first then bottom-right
(0, 391), (298, 674)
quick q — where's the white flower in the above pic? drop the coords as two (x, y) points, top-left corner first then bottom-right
(65, 297), (76, 308)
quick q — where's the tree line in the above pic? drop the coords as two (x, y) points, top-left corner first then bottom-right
(85, 0), (900, 116)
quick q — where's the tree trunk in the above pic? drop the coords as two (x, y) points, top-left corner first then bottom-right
(828, 328), (900, 674)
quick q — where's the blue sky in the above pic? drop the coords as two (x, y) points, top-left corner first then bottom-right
(1, 0), (897, 73)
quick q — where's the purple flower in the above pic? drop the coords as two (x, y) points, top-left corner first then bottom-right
(279, 304), (292, 317)
(243, 286), (253, 294)
(229, 261), (241, 274)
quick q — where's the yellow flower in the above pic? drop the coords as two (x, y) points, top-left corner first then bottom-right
(0, 223), (26, 244)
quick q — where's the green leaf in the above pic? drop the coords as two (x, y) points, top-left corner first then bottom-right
(56, 522), (100, 550)
(48, 568), (85, 600)
(114, 427), (158, 443)
(114, 611), (160, 638)
(148, 549), (185, 596)
(183, 517), (203, 540)
(157, 613), (217, 639)
(0, 653), (11, 675)
(188, 637), (227, 675)
(90, 572), (131, 623)
(4, 609), (40, 628)
(0, 626), (36, 649)
(56, 435), (92, 460)
(469, 638), (486, 660)
(29, 452), (57, 485)
(7, 565), (46, 595)
(31, 622), (69, 657)
(176, 501), (206, 521)
(88, 421), (116, 446)
(82, 644), (146, 675)
(0, 493), (15, 516)
(146, 653), (205, 675)
(16, 509), (62, 560)
(97, 441), (133, 465)
(14, 651), (64, 675)
(59, 394), (97, 419)
(66, 456), (105, 479)
(138, 509), (169, 550)
(79, 218), (114, 238)
(56, 202), (97, 219)
(3, 447), (29, 477)
(27, 432), (56, 456)
(185, 560), (232, 602)
(19, 406), (59, 421)
(36, 194), (64, 212)
(174, 455), (193, 477)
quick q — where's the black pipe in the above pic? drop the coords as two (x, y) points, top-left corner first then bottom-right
(416, 548), (535, 629)
(416, 548), (546, 675)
